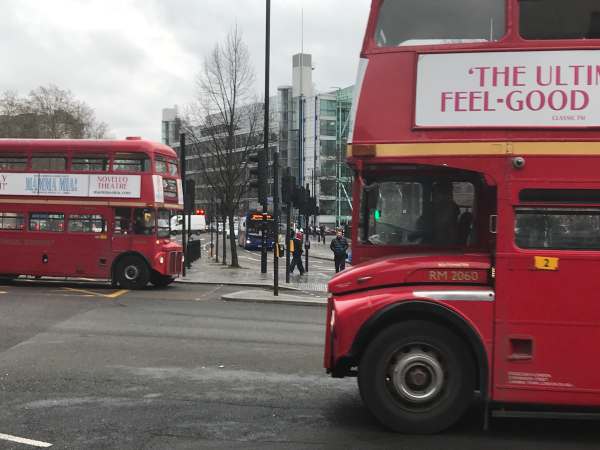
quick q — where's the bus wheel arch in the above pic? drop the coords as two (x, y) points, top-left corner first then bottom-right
(112, 252), (151, 289)
(351, 300), (489, 402)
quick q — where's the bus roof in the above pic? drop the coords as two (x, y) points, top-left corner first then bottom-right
(0, 138), (177, 159)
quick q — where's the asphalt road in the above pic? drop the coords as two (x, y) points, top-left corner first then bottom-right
(1, 280), (600, 449)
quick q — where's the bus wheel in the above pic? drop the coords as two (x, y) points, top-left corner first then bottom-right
(358, 320), (474, 434)
(115, 256), (150, 289)
(150, 272), (175, 288)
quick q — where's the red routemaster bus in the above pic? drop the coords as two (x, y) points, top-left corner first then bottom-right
(325, 0), (600, 433)
(0, 138), (183, 288)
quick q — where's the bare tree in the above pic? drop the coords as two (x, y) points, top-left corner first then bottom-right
(183, 26), (262, 268)
(0, 84), (110, 139)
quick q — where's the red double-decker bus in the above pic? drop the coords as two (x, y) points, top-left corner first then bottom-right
(325, 0), (600, 433)
(0, 138), (183, 288)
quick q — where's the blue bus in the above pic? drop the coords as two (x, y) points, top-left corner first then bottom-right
(238, 211), (275, 250)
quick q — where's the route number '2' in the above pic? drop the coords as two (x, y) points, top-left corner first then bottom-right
(534, 256), (559, 271)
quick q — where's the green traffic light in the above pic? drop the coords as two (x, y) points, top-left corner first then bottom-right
(374, 210), (381, 221)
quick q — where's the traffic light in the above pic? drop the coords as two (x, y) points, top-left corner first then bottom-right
(184, 179), (195, 213)
(292, 185), (306, 211)
(248, 150), (268, 207)
(281, 169), (296, 205)
(195, 209), (205, 215)
(307, 196), (318, 216)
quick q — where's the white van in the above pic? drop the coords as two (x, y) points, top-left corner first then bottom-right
(171, 214), (207, 234)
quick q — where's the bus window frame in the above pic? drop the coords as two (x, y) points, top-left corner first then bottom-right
(365, 0), (512, 53)
(29, 212), (65, 233)
(112, 152), (151, 173)
(31, 154), (68, 172)
(0, 155), (28, 172)
(517, 0), (600, 42)
(70, 154), (110, 172)
(67, 214), (107, 234)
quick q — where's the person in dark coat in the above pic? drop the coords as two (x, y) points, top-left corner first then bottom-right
(330, 229), (349, 273)
(289, 231), (305, 275)
(320, 225), (326, 245)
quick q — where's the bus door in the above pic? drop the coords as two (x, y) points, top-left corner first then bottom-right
(494, 183), (600, 404)
(111, 207), (133, 254)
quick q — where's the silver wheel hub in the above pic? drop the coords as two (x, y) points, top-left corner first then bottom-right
(124, 265), (140, 281)
(391, 350), (444, 404)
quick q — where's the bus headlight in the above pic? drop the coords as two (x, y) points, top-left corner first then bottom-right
(159, 256), (165, 265)
(246, 239), (251, 244)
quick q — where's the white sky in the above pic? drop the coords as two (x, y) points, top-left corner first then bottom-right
(0, 0), (371, 141)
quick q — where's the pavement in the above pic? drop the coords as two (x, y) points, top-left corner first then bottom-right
(221, 289), (326, 307)
(176, 234), (340, 296)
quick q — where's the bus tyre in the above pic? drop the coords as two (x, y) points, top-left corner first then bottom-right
(358, 320), (474, 434)
(115, 256), (150, 289)
(150, 272), (175, 288)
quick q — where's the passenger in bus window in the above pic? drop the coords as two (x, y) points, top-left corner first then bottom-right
(411, 182), (460, 245)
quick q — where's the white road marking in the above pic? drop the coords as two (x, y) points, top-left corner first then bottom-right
(0, 433), (52, 447)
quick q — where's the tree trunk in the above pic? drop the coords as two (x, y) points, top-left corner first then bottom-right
(228, 213), (239, 268)
(222, 215), (227, 265)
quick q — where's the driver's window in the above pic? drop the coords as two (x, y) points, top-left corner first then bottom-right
(360, 181), (424, 245)
(360, 180), (475, 247)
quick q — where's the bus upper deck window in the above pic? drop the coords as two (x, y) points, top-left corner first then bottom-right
(374, 0), (506, 47)
(31, 155), (67, 171)
(72, 155), (109, 172)
(520, 0), (600, 40)
(168, 160), (178, 176)
(0, 156), (27, 171)
(155, 157), (168, 174)
(113, 153), (150, 172)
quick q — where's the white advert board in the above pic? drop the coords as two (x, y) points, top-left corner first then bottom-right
(152, 175), (164, 203)
(0, 173), (141, 198)
(415, 50), (600, 127)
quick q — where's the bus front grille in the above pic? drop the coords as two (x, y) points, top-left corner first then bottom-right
(168, 252), (182, 274)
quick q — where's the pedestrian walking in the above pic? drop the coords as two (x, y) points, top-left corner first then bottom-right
(320, 225), (326, 245)
(289, 231), (305, 275)
(330, 229), (349, 273)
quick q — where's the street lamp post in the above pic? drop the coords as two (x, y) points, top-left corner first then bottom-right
(264, 0), (279, 295)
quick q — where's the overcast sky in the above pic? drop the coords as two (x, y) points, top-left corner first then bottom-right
(0, 0), (371, 142)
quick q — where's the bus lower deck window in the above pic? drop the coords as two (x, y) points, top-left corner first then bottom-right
(0, 212), (25, 230)
(68, 214), (106, 233)
(29, 213), (65, 232)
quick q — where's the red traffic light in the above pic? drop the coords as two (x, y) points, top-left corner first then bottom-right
(195, 209), (205, 215)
